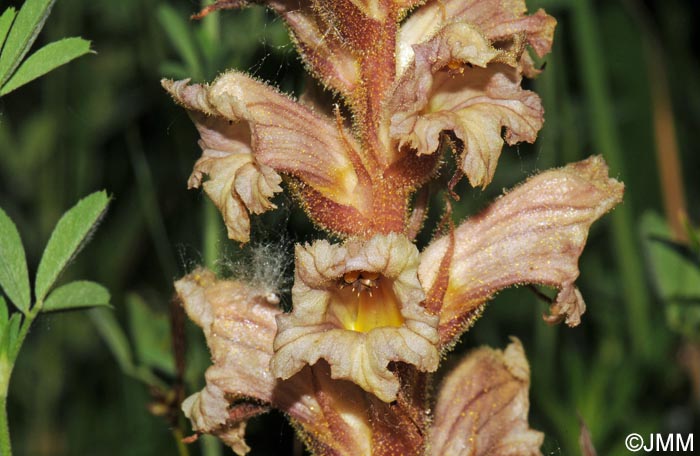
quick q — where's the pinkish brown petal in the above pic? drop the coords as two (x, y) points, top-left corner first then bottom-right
(419, 156), (624, 347)
(428, 338), (544, 456)
(162, 78), (282, 242)
(390, 20), (544, 188)
(175, 269), (282, 453)
(398, 0), (555, 77)
(272, 233), (439, 402)
(282, 364), (374, 456)
(176, 269), (374, 455)
(193, 1), (361, 96)
(164, 72), (375, 238)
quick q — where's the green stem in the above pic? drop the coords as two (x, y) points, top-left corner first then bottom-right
(173, 428), (190, 456)
(202, 199), (222, 273)
(570, 0), (653, 358)
(0, 372), (11, 456)
(201, 434), (223, 456)
(0, 302), (42, 456)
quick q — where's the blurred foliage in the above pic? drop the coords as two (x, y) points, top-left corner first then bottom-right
(0, 0), (698, 455)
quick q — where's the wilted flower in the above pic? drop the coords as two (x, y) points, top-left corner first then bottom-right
(166, 0), (623, 454)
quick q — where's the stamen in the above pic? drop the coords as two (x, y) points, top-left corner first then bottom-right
(359, 278), (375, 287)
(362, 271), (379, 281)
(343, 270), (360, 284)
(446, 60), (465, 76)
(330, 271), (404, 332)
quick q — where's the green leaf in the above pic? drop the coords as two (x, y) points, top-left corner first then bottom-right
(0, 37), (91, 96)
(42, 280), (110, 313)
(641, 212), (700, 300)
(0, 207), (30, 313)
(682, 216), (700, 257)
(0, 7), (17, 53)
(641, 212), (700, 337)
(157, 4), (203, 80)
(35, 191), (109, 303)
(0, 0), (56, 88)
(127, 294), (174, 375)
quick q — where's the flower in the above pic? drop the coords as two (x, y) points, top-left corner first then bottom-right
(165, 0), (624, 454)
(428, 338), (544, 456)
(163, 0), (555, 240)
(176, 269), (375, 455)
(271, 233), (439, 402)
(420, 156), (624, 347)
(391, 0), (556, 188)
(173, 156), (622, 454)
(176, 273), (542, 455)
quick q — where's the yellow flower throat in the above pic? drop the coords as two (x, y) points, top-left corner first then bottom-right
(331, 271), (405, 333)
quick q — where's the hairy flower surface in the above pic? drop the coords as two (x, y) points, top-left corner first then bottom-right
(420, 156), (624, 347)
(165, 0), (625, 454)
(272, 233), (439, 402)
(164, 0), (555, 240)
(176, 269), (375, 455)
(429, 338), (544, 455)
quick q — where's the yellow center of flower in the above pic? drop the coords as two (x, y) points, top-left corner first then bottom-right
(329, 271), (405, 333)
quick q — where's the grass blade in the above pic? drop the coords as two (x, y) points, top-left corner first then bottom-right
(157, 4), (203, 80)
(571, 0), (653, 358)
(89, 308), (136, 374)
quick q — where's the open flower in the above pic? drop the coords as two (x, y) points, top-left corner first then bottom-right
(176, 269), (375, 455)
(272, 232), (440, 402)
(390, 0), (555, 188)
(174, 157), (622, 454)
(176, 271), (543, 456)
(420, 156), (624, 347)
(165, 0), (624, 454)
(164, 0), (555, 241)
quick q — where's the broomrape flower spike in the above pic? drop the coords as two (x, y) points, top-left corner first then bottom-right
(166, 1), (624, 454)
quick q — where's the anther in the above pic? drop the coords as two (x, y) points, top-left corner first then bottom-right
(361, 271), (379, 281)
(359, 278), (375, 288)
(343, 271), (360, 284)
